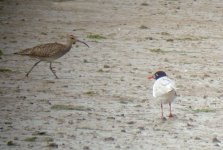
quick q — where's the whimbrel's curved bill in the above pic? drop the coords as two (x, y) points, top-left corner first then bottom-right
(76, 39), (89, 48)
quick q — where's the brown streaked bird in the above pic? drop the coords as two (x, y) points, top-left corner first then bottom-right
(15, 35), (89, 79)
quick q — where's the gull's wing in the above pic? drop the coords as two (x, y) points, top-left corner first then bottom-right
(153, 76), (176, 98)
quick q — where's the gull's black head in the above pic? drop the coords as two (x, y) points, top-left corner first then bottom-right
(154, 71), (167, 80)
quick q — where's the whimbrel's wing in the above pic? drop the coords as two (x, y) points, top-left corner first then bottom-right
(16, 43), (66, 58)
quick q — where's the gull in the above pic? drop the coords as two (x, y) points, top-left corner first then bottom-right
(148, 71), (177, 118)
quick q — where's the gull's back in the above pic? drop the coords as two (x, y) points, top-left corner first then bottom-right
(153, 76), (176, 98)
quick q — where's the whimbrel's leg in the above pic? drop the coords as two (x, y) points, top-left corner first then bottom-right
(168, 102), (173, 117)
(26, 60), (41, 77)
(50, 62), (59, 79)
(161, 102), (164, 119)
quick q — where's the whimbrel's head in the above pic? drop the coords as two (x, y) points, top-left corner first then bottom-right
(68, 35), (89, 47)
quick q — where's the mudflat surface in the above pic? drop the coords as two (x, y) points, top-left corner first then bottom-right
(1, 0), (223, 149)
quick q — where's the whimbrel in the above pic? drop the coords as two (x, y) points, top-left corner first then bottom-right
(15, 35), (89, 78)
(148, 71), (177, 119)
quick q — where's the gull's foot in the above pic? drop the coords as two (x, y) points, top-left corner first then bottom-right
(161, 116), (167, 121)
(168, 113), (174, 118)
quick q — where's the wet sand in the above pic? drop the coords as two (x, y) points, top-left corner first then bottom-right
(0, 0), (223, 149)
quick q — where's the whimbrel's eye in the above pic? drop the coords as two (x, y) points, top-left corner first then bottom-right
(70, 35), (74, 39)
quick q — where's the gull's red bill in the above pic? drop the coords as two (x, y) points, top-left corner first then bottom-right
(148, 75), (154, 80)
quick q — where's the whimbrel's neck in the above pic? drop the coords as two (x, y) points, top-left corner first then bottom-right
(65, 39), (73, 51)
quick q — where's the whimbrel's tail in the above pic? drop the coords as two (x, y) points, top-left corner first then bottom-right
(14, 48), (32, 55)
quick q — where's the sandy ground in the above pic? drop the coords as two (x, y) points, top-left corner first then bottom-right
(1, 0), (223, 149)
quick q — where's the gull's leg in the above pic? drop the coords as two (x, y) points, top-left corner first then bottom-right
(168, 102), (173, 117)
(161, 102), (164, 119)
